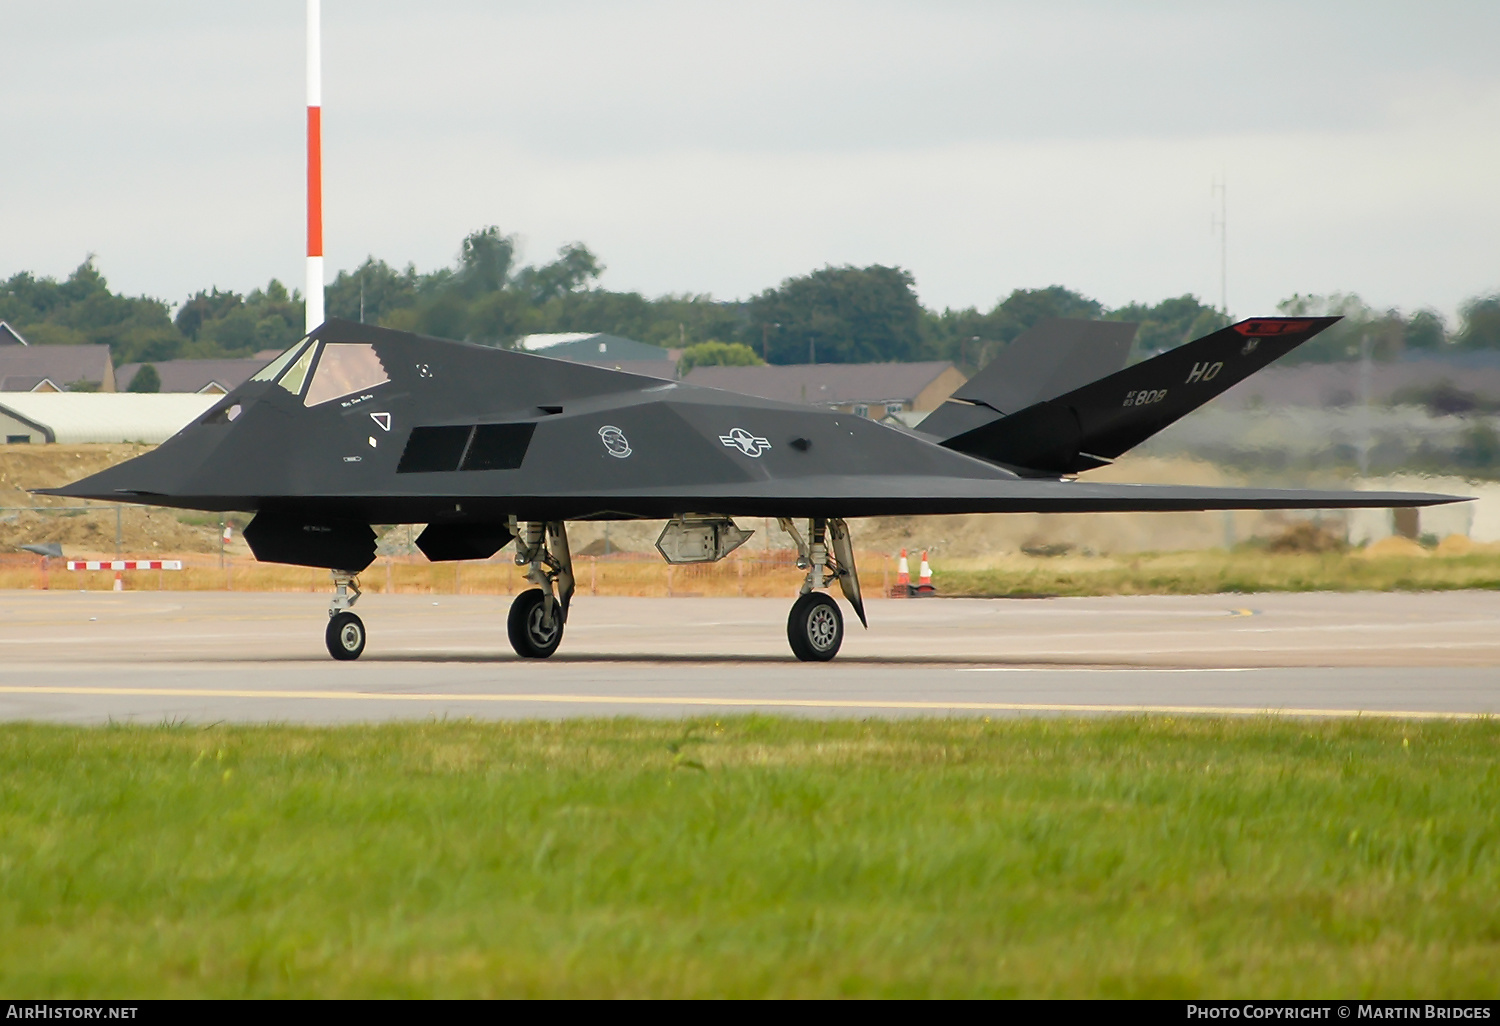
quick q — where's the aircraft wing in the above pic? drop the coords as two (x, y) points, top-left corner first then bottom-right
(500, 477), (1462, 520)
(42, 471), (1461, 523)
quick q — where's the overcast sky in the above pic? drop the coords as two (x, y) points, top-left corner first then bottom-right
(4, 1), (1499, 320)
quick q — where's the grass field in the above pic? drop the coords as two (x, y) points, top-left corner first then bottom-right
(1, 717), (1495, 998)
(935, 548), (1500, 597)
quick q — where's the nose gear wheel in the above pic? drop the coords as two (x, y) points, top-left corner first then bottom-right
(788, 592), (844, 662)
(508, 587), (564, 658)
(326, 610), (366, 660)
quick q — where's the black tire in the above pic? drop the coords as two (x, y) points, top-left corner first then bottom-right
(508, 588), (564, 659)
(787, 592), (843, 662)
(326, 611), (366, 661)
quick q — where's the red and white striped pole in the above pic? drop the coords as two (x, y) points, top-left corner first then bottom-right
(305, 0), (325, 333)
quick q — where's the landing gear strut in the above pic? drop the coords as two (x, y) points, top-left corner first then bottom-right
(325, 570), (365, 660)
(779, 517), (865, 662)
(507, 519), (574, 659)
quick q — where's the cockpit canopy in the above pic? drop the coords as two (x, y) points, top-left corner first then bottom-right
(249, 338), (390, 407)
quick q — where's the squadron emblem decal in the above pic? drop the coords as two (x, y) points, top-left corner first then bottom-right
(720, 427), (772, 457)
(598, 425), (632, 458)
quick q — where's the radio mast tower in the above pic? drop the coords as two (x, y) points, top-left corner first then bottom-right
(305, 0), (325, 333)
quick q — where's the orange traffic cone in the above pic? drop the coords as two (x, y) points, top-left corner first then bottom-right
(894, 548), (910, 597)
(916, 550), (935, 594)
(113, 570), (123, 592)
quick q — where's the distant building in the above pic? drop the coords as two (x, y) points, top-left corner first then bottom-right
(117, 357), (270, 394)
(517, 332), (677, 379)
(0, 393), (219, 445)
(0, 331), (116, 392)
(0, 377), (63, 393)
(683, 361), (966, 419)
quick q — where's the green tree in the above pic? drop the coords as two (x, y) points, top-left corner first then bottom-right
(1404, 309), (1449, 351)
(990, 286), (1103, 340)
(534, 289), (651, 339)
(466, 289), (533, 347)
(1455, 296), (1500, 350)
(456, 227), (517, 298)
(175, 288), (244, 341)
(643, 294), (747, 349)
(749, 265), (924, 364)
(1108, 295), (1228, 362)
(127, 364), (161, 393)
(327, 259), (422, 326)
(25, 230), (1495, 381)
(513, 243), (604, 304)
(924, 285), (1104, 368)
(14, 322), (89, 346)
(187, 280), (303, 357)
(526, 290), (744, 350)
(678, 341), (764, 373)
(1, 258), (187, 363)
(317, 231), (743, 350)
(1276, 293), (1416, 364)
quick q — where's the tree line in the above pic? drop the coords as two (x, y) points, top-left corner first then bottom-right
(4, 226), (1498, 375)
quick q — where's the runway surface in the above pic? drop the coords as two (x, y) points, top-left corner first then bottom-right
(1, 590), (1498, 723)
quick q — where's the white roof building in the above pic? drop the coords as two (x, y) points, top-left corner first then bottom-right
(515, 332), (604, 351)
(0, 393), (219, 445)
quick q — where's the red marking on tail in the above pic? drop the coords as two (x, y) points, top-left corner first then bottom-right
(1234, 319), (1312, 337)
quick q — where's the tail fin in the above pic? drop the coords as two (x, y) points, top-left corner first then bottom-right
(919, 318), (1137, 440)
(934, 316), (1339, 476)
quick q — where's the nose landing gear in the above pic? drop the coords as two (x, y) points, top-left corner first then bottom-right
(325, 570), (365, 660)
(508, 588), (564, 658)
(506, 519), (574, 659)
(779, 517), (865, 662)
(787, 591), (844, 661)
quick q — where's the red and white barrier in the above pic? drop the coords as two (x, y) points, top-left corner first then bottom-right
(67, 561), (183, 571)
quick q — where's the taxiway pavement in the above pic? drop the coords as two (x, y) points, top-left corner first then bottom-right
(1, 591), (1497, 723)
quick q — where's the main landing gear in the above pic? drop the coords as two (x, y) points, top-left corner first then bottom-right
(317, 516), (860, 663)
(325, 570), (366, 660)
(507, 520), (574, 659)
(779, 517), (866, 662)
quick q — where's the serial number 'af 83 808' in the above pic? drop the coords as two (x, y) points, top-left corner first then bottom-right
(41, 316), (1464, 663)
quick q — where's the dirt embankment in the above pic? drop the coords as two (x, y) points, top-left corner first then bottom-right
(0, 444), (242, 557)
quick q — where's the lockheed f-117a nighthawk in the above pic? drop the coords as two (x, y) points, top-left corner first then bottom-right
(41, 315), (1462, 662)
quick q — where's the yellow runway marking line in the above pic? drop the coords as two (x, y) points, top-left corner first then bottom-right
(0, 686), (1490, 720)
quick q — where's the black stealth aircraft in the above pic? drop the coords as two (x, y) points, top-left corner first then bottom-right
(43, 315), (1461, 661)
